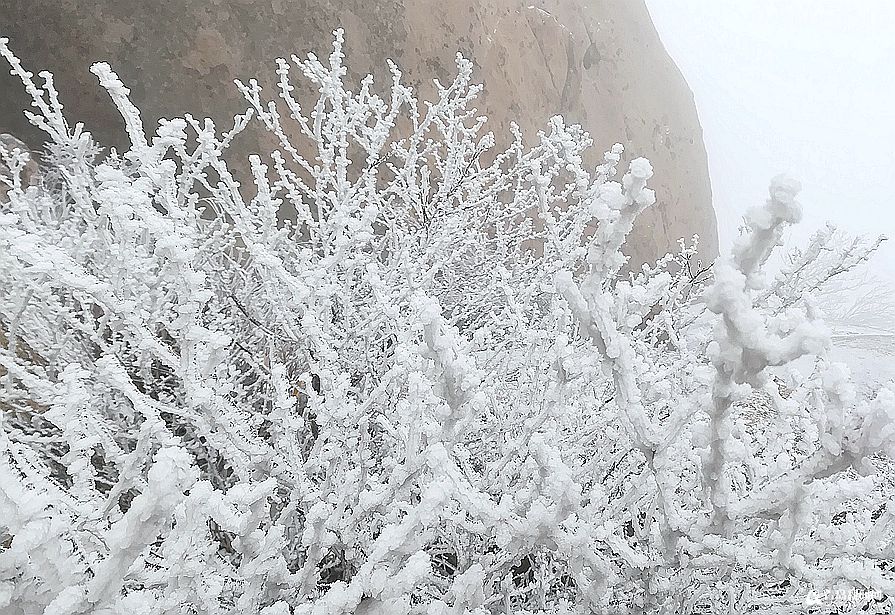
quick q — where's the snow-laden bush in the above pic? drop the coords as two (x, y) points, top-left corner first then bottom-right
(779, 226), (894, 335)
(1, 31), (893, 615)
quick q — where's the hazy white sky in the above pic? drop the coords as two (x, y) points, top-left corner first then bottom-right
(645, 1), (895, 278)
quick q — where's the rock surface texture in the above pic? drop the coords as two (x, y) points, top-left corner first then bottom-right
(0, 0), (718, 266)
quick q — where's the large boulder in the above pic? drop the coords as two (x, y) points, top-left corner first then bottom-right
(0, 0), (717, 266)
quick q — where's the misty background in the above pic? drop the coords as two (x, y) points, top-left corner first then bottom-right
(647, 0), (895, 282)
(646, 0), (895, 388)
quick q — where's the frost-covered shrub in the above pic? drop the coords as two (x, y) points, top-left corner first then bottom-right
(0, 31), (893, 615)
(776, 226), (894, 335)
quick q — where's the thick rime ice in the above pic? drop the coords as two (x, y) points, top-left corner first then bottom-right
(0, 31), (893, 615)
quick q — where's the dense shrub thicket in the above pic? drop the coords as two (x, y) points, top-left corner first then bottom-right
(0, 31), (893, 615)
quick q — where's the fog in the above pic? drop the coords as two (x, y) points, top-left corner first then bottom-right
(646, 1), (895, 280)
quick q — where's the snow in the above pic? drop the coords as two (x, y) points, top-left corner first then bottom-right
(1, 29), (894, 615)
(829, 330), (895, 397)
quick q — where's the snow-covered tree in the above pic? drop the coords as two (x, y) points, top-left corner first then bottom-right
(779, 227), (893, 335)
(0, 31), (893, 615)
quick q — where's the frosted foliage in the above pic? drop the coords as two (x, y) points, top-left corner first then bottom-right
(0, 31), (893, 615)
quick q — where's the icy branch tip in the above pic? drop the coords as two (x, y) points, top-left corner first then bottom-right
(629, 157), (653, 180)
(92, 63), (134, 98)
(769, 174), (801, 203)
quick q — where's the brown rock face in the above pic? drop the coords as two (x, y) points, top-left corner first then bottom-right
(0, 0), (717, 266)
